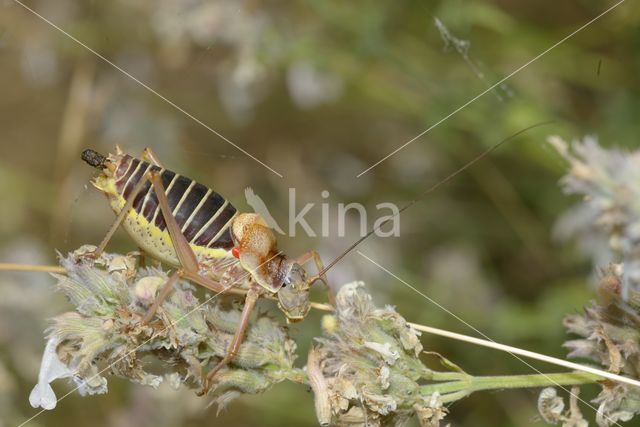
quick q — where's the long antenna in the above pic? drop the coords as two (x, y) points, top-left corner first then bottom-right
(317, 121), (554, 277)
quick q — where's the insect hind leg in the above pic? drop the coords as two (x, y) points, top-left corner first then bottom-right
(139, 171), (231, 324)
(199, 286), (261, 395)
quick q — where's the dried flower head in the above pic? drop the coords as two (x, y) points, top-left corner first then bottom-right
(561, 264), (640, 426)
(31, 246), (299, 412)
(537, 387), (587, 427)
(549, 135), (640, 299)
(29, 246), (624, 426)
(314, 282), (448, 427)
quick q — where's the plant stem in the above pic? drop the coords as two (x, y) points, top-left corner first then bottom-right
(309, 301), (640, 389)
(421, 371), (601, 402)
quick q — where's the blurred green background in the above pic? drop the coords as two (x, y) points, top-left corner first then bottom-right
(0, 0), (638, 426)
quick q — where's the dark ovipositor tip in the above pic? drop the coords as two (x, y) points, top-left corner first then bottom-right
(81, 149), (107, 169)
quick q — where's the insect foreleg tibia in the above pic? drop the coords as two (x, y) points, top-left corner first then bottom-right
(296, 251), (335, 306)
(92, 172), (151, 258)
(137, 172), (232, 323)
(199, 285), (262, 395)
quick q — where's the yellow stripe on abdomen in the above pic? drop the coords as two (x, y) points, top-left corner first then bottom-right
(109, 192), (231, 266)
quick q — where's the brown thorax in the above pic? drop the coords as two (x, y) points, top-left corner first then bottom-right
(231, 213), (311, 320)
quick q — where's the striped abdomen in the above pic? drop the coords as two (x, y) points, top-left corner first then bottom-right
(113, 155), (237, 255)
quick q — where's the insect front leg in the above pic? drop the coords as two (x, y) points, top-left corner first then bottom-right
(89, 175), (152, 259)
(199, 285), (261, 395)
(296, 250), (335, 306)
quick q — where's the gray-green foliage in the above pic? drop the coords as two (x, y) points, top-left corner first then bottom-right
(35, 247), (452, 425)
(37, 246), (299, 412)
(33, 245), (618, 427)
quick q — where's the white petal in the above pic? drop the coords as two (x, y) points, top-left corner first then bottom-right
(29, 383), (58, 410)
(30, 336), (76, 410)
